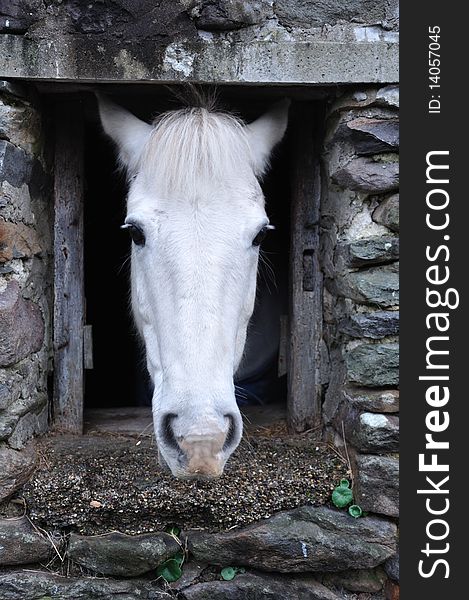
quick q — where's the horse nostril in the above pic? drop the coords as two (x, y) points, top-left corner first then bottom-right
(223, 414), (237, 451)
(161, 413), (179, 451)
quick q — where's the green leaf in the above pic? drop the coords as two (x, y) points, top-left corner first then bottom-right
(348, 504), (363, 518)
(166, 524), (181, 537)
(332, 479), (353, 508)
(221, 567), (238, 581)
(157, 558), (183, 582)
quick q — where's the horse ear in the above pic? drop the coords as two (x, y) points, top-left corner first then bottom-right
(245, 99), (290, 177)
(96, 93), (153, 175)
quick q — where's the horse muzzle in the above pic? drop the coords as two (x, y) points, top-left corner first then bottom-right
(156, 411), (242, 479)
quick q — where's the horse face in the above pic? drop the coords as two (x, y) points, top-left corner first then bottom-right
(98, 95), (289, 478)
(127, 185), (267, 478)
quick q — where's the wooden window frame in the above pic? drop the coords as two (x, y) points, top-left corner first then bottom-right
(51, 96), (324, 435)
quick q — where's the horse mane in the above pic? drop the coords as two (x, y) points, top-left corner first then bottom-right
(139, 99), (254, 196)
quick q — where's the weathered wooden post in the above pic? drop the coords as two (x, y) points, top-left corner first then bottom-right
(288, 102), (323, 433)
(53, 98), (85, 433)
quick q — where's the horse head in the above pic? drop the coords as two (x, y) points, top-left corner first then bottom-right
(97, 93), (289, 478)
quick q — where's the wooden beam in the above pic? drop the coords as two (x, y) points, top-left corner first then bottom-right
(53, 99), (85, 433)
(287, 102), (324, 433)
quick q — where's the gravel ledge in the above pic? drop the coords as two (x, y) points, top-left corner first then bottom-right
(24, 432), (346, 534)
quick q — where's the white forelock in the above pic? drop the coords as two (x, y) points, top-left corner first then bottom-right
(139, 107), (256, 197)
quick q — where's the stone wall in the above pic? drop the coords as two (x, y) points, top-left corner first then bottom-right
(320, 84), (399, 592)
(0, 81), (53, 501)
(0, 0), (399, 37)
(0, 3), (399, 598)
(0, 506), (397, 599)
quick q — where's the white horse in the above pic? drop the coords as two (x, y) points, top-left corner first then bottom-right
(97, 94), (289, 479)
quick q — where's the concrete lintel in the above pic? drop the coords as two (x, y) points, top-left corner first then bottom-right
(0, 35), (398, 85)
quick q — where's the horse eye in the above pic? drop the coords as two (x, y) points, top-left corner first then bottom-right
(122, 224), (146, 246)
(252, 226), (271, 247)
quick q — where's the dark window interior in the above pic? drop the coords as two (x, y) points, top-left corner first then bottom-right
(83, 87), (297, 409)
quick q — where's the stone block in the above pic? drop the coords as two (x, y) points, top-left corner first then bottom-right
(0, 360), (38, 413)
(0, 1), (42, 34)
(322, 567), (386, 593)
(339, 311), (399, 338)
(0, 81), (29, 99)
(68, 531), (180, 577)
(344, 388), (399, 413)
(334, 263), (399, 307)
(0, 444), (36, 501)
(0, 281), (44, 367)
(332, 155), (399, 193)
(0, 414), (17, 441)
(355, 455), (399, 517)
(0, 389), (48, 444)
(0, 570), (169, 599)
(346, 117), (399, 155)
(373, 193), (399, 232)
(189, 505), (397, 572)
(345, 342), (399, 387)
(328, 88), (380, 114)
(0, 516), (53, 566)
(0, 220), (41, 262)
(343, 236), (399, 267)
(0, 382), (10, 409)
(384, 546), (399, 582)
(53, 0), (195, 39)
(346, 412), (399, 453)
(0, 140), (33, 188)
(274, 0), (391, 29)
(7, 402), (49, 449)
(183, 572), (341, 600)
(0, 100), (41, 155)
(376, 85), (399, 108)
(194, 1), (272, 31)
(0, 180), (34, 225)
